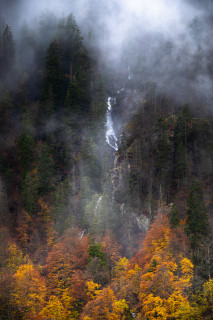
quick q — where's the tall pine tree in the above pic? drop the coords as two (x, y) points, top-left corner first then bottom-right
(1, 24), (14, 77)
(185, 177), (208, 251)
(40, 40), (63, 111)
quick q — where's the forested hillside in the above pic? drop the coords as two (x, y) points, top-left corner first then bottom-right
(0, 1), (213, 319)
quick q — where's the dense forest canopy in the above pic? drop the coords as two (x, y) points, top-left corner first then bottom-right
(0, 0), (213, 319)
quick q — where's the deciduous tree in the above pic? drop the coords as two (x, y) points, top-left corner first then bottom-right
(13, 262), (46, 319)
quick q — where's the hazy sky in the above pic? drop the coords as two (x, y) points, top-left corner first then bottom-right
(0, 0), (204, 35)
(0, 0), (207, 58)
(1, 0), (212, 104)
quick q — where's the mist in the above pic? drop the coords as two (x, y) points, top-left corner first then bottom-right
(2, 0), (211, 104)
(0, 0), (209, 54)
(0, 0), (212, 139)
(1, 3), (213, 310)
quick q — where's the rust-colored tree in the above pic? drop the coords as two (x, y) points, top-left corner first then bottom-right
(101, 231), (122, 280)
(81, 286), (128, 320)
(45, 228), (89, 295)
(44, 228), (89, 317)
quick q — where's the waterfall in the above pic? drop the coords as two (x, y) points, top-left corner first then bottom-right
(105, 97), (118, 151)
(80, 229), (86, 239)
(128, 65), (131, 80)
(95, 195), (103, 216)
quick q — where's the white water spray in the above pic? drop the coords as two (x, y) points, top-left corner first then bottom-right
(95, 196), (103, 216)
(80, 229), (86, 239)
(128, 65), (131, 80)
(106, 97), (118, 151)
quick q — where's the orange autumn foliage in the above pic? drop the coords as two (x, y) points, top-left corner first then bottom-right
(112, 258), (141, 307)
(61, 270), (87, 311)
(16, 210), (31, 248)
(102, 232), (122, 266)
(45, 228), (89, 296)
(13, 262), (46, 319)
(137, 207), (193, 319)
(38, 199), (56, 248)
(81, 286), (128, 320)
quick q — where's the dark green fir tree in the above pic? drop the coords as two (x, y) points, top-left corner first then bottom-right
(169, 203), (180, 228)
(185, 177), (208, 251)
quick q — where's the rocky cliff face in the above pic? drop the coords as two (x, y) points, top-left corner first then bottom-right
(108, 84), (213, 255)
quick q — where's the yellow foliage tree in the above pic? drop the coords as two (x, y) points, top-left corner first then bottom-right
(13, 262), (46, 319)
(138, 207), (194, 319)
(86, 280), (101, 301)
(189, 279), (213, 320)
(6, 243), (27, 272)
(178, 257), (194, 290)
(41, 295), (68, 320)
(112, 257), (141, 309)
(142, 294), (167, 320)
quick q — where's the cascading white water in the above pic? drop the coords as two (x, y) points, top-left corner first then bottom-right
(80, 229), (86, 239)
(128, 65), (131, 80)
(95, 195), (103, 216)
(106, 97), (118, 151)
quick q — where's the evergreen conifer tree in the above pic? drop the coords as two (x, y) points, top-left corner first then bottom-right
(173, 104), (192, 187)
(38, 143), (55, 195)
(1, 24), (14, 77)
(40, 40), (63, 110)
(185, 177), (208, 251)
(169, 203), (180, 228)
